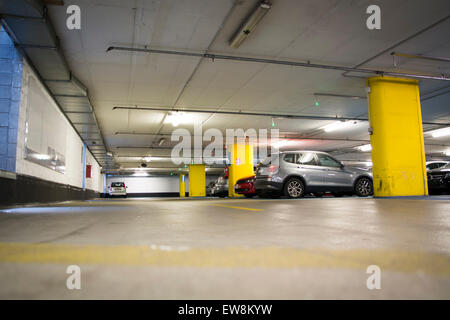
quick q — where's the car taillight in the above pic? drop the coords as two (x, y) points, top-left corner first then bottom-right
(269, 165), (279, 174)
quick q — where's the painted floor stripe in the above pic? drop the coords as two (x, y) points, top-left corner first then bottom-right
(0, 242), (449, 276)
(212, 204), (263, 211)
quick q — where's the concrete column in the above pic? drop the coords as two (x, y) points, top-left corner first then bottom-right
(228, 143), (254, 197)
(188, 164), (205, 197)
(179, 174), (186, 197)
(367, 76), (427, 197)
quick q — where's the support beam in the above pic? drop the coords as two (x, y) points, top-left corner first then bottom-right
(367, 76), (428, 197)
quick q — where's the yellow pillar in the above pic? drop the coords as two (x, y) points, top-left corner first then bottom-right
(188, 164), (206, 197)
(179, 174), (186, 197)
(228, 143), (254, 197)
(367, 76), (428, 197)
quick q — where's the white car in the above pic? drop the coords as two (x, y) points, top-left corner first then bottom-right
(108, 182), (127, 197)
(426, 161), (449, 171)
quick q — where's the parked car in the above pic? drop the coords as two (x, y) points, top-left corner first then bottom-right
(235, 175), (256, 198)
(206, 181), (215, 196)
(108, 182), (127, 198)
(426, 161), (448, 171)
(254, 151), (373, 198)
(211, 176), (229, 197)
(427, 163), (450, 194)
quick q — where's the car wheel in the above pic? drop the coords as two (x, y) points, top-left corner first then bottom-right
(355, 177), (373, 197)
(284, 178), (305, 198)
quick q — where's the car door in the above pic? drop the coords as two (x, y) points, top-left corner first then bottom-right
(295, 152), (324, 187)
(316, 153), (354, 188)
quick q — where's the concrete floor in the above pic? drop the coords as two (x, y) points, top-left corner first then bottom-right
(0, 197), (449, 299)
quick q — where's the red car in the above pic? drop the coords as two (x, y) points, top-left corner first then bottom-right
(234, 175), (256, 198)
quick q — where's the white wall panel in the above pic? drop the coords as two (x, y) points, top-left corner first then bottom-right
(15, 60), (103, 193)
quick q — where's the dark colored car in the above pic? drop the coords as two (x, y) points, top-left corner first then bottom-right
(427, 163), (450, 194)
(235, 175), (256, 198)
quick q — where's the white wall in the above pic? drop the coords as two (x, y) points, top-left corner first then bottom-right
(106, 175), (219, 194)
(15, 60), (103, 193)
(106, 175), (185, 194)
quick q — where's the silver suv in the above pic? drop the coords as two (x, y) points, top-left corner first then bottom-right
(254, 151), (373, 198)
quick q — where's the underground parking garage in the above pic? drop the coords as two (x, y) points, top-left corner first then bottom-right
(0, 0), (450, 306)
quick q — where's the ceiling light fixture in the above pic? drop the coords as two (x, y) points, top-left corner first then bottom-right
(272, 140), (295, 149)
(229, 1), (272, 49)
(165, 112), (186, 127)
(428, 127), (450, 138)
(444, 150), (450, 156)
(356, 144), (372, 152)
(321, 121), (357, 133)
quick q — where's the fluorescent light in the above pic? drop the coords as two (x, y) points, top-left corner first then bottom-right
(356, 144), (372, 152)
(133, 171), (149, 177)
(229, 1), (272, 48)
(429, 127), (450, 138)
(321, 121), (357, 132)
(34, 154), (51, 160)
(165, 112), (189, 127)
(272, 140), (295, 149)
(445, 150), (450, 156)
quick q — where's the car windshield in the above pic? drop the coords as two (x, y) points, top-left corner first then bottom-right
(111, 182), (124, 187)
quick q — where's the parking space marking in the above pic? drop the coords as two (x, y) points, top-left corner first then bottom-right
(0, 242), (449, 276)
(211, 204), (263, 211)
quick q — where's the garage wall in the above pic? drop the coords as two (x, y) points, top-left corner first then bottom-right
(0, 47), (104, 206)
(0, 26), (21, 173)
(106, 175), (219, 197)
(14, 60), (103, 193)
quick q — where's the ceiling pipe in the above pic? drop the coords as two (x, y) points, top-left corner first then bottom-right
(106, 46), (450, 81)
(391, 51), (450, 63)
(341, 15), (450, 78)
(112, 106), (450, 127)
(314, 93), (366, 99)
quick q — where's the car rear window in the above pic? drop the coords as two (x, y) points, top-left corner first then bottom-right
(111, 182), (125, 187)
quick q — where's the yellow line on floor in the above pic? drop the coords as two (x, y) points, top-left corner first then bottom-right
(0, 242), (449, 276)
(212, 204), (263, 211)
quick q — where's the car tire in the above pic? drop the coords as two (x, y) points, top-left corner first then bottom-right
(354, 177), (373, 197)
(284, 178), (305, 198)
(244, 194), (254, 198)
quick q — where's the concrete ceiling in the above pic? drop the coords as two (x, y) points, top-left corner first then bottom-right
(47, 0), (450, 168)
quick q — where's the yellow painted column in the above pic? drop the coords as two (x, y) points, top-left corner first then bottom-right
(228, 143), (254, 197)
(188, 164), (206, 197)
(179, 174), (186, 197)
(367, 76), (428, 197)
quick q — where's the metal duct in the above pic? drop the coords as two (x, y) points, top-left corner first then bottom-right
(0, 0), (112, 169)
